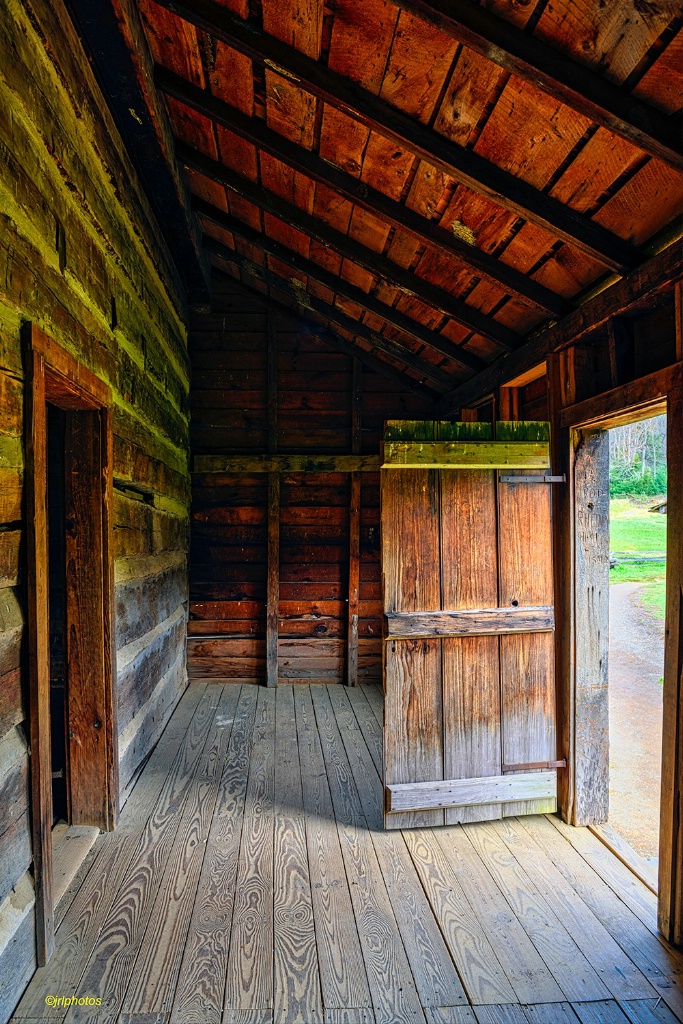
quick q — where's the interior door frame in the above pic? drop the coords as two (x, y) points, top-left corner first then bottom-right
(23, 323), (118, 965)
(556, 360), (682, 946)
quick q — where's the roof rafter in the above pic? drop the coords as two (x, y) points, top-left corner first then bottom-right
(384, 0), (682, 170)
(152, 0), (644, 273)
(434, 239), (683, 416)
(67, 0), (211, 307)
(205, 236), (457, 391)
(155, 66), (568, 318)
(194, 193), (486, 373)
(179, 142), (520, 354)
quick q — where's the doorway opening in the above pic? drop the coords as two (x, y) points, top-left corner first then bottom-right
(607, 413), (667, 878)
(24, 323), (117, 964)
(47, 403), (69, 826)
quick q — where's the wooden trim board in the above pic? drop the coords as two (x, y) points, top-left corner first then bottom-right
(385, 605), (554, 638)
(386, 770), (557, 813)
(382, 440), (550, 469)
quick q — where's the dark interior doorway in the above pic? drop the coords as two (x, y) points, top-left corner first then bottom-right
(47, 404), (69, 825)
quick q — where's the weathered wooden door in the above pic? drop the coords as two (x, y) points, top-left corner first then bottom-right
(381, 421), (560, 829)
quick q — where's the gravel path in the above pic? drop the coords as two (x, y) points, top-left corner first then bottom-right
(608, 581), (665, 859)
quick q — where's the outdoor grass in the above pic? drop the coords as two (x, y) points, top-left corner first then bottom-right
(609, 561), (667, 584)
(609, 497), (667, 553)
(640, 580), (667, 621)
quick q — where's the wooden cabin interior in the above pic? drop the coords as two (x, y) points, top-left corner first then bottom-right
(0, 0), (682, 1020)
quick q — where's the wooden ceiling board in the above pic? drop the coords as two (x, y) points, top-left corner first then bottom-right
(264, 71), (317, 149)
(210, 41), (254, 114)
(378, 10), (459, 124)
(531, 243), (606, 299)
(215, 125), (259, 178)
(210, 0), (249, 17)
(226, 194), (263, 231)
(311, 184), (354, 234)
(327, 0), (400, 93)
(486, 0), (540, 31)
(262, 212), (312, 258)
(142, 0), (206, 87)
(339, 259), (376, 294)
(385, 229), (422, 271)
(307, 241), (343, 277)
(359, 133), (416, 200)
(258, 152), (315, 213)
(166, 95), (218, 157)
(261, 0), (324, 60)
(438, 187), (520, 257)
(592, 157), (683, 245)
(433, 47), (506, 148)
(185, 166), (230, 211)
(548, 127), (645, 214)
(347, 207), (393, 255)
(473, 76), (593, 191)
(531, 0), (679, 85)
(404, 160), (451, 220)
(633, 28), (683, 113)
(318, 107), (369, 178)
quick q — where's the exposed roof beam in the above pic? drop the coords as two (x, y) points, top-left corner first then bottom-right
(156, 66), (568, 318)
(65, 0), (211, 307)
(205, 236), (456, 392)
(153, 0), (643, 273)
(193, 193), (486, 373)
(434, 239), (683, 416)
(180, 143), (518, 355)
(384, 0), (682, 171)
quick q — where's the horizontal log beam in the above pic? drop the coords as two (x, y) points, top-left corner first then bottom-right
(156, 66), (568, 317)
(386, 771), (557, 813)
(385, 605), (555, 638)
(207, 254), (439, 397)
(559, 361), (681, 428)
(382, 439), (550, 468)
(181, 146), (518, 353)
(154, 0), (642, 273)
(194, 454), (383, 473)
(435, 239), (683, 417)
(204, 236), (456, 390)
(385, 0), (682, 170)
(197, 195), (486, 372)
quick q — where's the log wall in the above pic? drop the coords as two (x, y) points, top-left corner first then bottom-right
(188, 273), (434, 684)
(0, 1), (191, 1014)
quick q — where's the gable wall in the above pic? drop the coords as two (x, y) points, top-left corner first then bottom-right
(188, 272), (435, 683)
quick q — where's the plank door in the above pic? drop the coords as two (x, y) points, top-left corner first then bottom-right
(382, 421), (558, 829)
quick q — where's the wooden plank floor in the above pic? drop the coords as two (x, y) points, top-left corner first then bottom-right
(12, 683), (683, 1024)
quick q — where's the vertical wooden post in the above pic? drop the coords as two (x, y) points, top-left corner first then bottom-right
(659, 383), (683, 944)
(547, 353), (573, 821)
(24, 342), (55, 966)
(266, 310), (279, 687)
(100, 406), (119, 829)
(347, 359), (362, 686)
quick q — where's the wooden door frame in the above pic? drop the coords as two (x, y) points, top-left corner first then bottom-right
(555, 361), (682, 946)
(23, 323), (118, 965)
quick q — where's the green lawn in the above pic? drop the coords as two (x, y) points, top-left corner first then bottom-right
(609, 497), (667, 617)
(640, 580), (667, 620)
(609, 497), (667, 554)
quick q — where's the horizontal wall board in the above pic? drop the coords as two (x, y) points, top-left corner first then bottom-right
(385, 606), (555, 639)
(382, 441), (550, 469)
(195, 454), (383, 473)
(386, 770), (558, 813)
